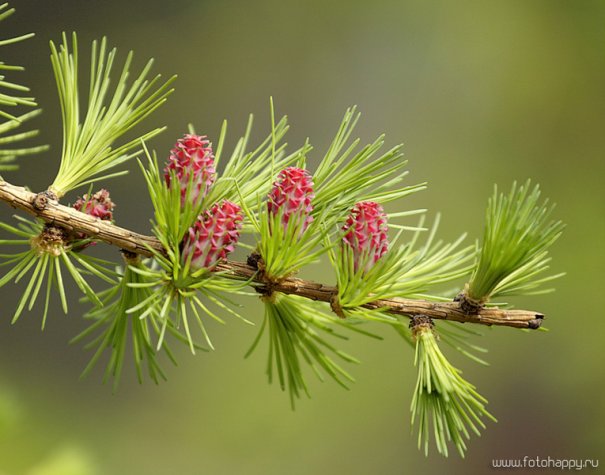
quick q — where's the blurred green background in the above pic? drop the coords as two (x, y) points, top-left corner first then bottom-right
(1, 1), (604, 474)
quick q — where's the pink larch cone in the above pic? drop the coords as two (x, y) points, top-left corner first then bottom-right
(164, 134), (216, 207)
(182, 200), (243, 271)
(342, 201), (389, 273)
(73, 189), (115, 221)
(71, 189), (115, 249)
(267, 167), (314, 233)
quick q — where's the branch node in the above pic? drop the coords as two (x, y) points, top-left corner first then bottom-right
(121, 249), (141, 265)
(409, 314), (435, 340)
(257, 284), (277, 303)
(249, 252), (277, 300)
(31, 224), (68, 256)
(247, 251), (263, 271)
(249, 251), (280, 301)
(32, 190), (58, 210)
(330, 294), (345, 319)
(455, 285), (485, 314)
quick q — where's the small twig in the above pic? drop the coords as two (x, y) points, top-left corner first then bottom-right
(0, 181), (163, 256)
(215, 261), (544, 329)
(0, 179), (545, 329)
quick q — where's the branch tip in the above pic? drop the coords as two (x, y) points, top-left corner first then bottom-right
(528, 314), (544, 329)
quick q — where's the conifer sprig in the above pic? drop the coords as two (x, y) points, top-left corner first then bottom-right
(246, 293), (358, 407)
(138, 135), (252, 353)
(313, 107), (426, 224)
(202, 115), (307, 216)
(48, 33), (176, 197)
(72, 257), (196, 391)
(465, 181), (564, 306)
(124, 260), (250, 352)
(0, 19), (564, 456)
(410, 318), (496, 458)
(255, 188), (333, 282)
(332, 212), (475, 323)
(0, 3), (47, 172)
(0, 216), (116, 327)
(0, 21), (566, 460)
(140, 147), (205, 256)
(0, 3), (35, 119)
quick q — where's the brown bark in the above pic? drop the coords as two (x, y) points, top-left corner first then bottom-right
(0, 179), (544, 329)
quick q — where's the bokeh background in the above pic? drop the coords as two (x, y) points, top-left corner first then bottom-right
(1, 1), (604, 474)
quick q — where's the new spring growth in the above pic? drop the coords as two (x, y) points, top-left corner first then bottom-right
(166, 132), (244, 271)
(267, 167), (314, 233)
(182, 200), (243, 271)
(0, 15), (562, 453)
(342, 201), (389, 273)
(409, 315), (496, 457)
(71, 188), (115, 249)
(164, 134), (216, 206)
(72, 189), (115, 221)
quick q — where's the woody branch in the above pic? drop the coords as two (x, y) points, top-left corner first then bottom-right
(0, 179), (544, 329)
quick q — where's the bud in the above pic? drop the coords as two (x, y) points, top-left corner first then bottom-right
(71, 189), (115, 249)
(342, 201), (389, 272)
(267, 167), (314, 232)
(182, 200), (243, 271)
(164, 134), (216, 206)
(73, 189), (115, 221)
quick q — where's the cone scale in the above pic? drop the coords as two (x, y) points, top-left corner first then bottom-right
(182, 200), (243, 271)
(267, 167), (314, 232)
(164, 134), (216, 206)
(342, 201), (389, 273)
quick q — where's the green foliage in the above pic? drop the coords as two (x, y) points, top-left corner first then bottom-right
(0, 27), (565, 461)
(246, 293), (358, 407)
(72, 259), (187, 391)
(331, 215), (475, 321)
(395, 321), (490, 366)
(254, 199), (333, 281)
(0, 217), (115, 327)
(411, 321), (496, 457)
(0, 3), (35, 118)
(0, 110), (48, 171)
(0, 3), (47, 172)
(313, 107), (426, 223)
(124, 259), (250, 353)
(243, 108), (434, 405)
(202, 115), (304, 219)
(138, 130), (278, 354)
(252, 107), (427, 282)
(48, 33), (175, 197)
(140, 146), (206, 255)
(467, 180), (565, 303)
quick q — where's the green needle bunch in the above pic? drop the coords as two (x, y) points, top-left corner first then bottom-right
(462, 180), (565, 312)
(0, 3), (47, 172)
(410, 316), (496, 458)
(0, 9), (565, 458)
(49, 33), (175, 197)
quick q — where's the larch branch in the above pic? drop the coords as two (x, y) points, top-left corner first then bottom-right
(0, 179), (544, 329)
